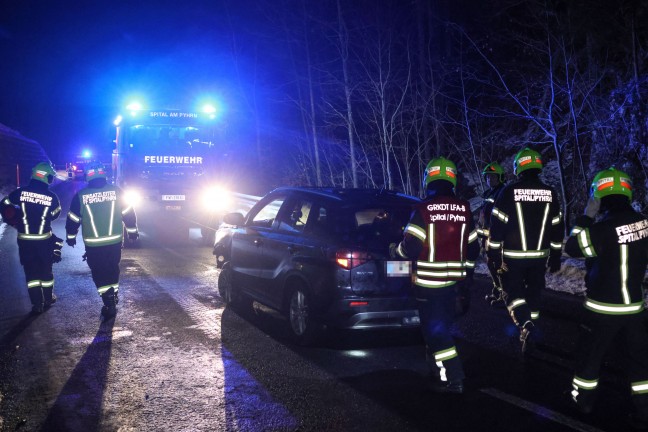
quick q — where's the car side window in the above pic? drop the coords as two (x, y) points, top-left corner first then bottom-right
(304, 204), (330, 236)
(278, 199), (314, 233)
(249, 198), (285, 229)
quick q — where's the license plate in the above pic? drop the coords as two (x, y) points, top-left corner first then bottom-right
(386, 261), (411, 277)
(162, 195), (185, 201)
(165, 205), (182, 211)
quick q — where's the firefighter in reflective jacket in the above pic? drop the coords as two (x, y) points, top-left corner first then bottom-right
(65, 162), (138, 319)
(392, 157), (479, 394)
(477, 162), (507, 306)
(564, 167), (648, 424)
(487, 148), (563, 353)
(0, 162), (63, 314)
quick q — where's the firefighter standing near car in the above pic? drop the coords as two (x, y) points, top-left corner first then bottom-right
(0, 162), (63, 314)
(477, 162), (507, 306)
(487, 148), (563, 353)
(65, 162), (138, 319)
(391, 157), (479, 394)
(564, 167), (648, 426)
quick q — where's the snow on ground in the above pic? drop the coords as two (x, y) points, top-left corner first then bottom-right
(474, 255), (588, 296)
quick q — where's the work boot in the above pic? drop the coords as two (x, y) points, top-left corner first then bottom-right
(28, 288), (44, 315)
(101, 288), (117, 319)
(563, 390), (593, 415)
(520, 321), (534, 354)
(43, 287), (56, 309)
(429, 379), (464, 395)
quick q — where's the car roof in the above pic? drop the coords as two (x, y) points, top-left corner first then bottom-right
(268, 187), (420, 205)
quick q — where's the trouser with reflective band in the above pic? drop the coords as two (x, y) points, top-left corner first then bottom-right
(417, 288), (464, 383)
(85, 242), (121, 295)
(572, 309), (648, 414)
(18, 238), (55, 305)
(500, 259), (544, 326)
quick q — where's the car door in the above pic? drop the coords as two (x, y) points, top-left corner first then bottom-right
(254, 194), (315, 310)
(229, 194), (287, 296)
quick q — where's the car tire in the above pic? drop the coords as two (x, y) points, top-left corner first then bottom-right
(218, 264), (249, 310)
(287, 285), (322, 346)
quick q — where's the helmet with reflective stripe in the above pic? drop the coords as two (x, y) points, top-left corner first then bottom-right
(482, 162), (504, 180)
(513, 148), (542, 175)
(31, 161), (56, 184)
(423, 157), (457, 188)
(590, 167), (632, 201)
(84, 161), (107, 180)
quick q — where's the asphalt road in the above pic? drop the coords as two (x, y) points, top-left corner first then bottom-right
(0, 181), (641, 432)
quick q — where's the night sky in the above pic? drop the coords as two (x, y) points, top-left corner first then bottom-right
(0, 0), (260, 164)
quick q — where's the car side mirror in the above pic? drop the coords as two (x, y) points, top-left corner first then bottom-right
(223, 212), (245, 226)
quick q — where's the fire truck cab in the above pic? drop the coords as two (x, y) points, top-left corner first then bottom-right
(112, 103), (229, 244)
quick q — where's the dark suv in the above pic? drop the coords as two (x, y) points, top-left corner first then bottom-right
(214, 187), (420, 345)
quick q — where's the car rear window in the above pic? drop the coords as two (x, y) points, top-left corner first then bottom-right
(329, 203), (415, 249)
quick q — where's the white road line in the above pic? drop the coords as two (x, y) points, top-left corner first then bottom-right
(481, 387), (606, 432)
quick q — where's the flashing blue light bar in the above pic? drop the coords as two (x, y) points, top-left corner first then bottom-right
(82, 150), (91, 158)
(114, 115), (123, 126)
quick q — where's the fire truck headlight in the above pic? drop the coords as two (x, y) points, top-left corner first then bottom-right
(202, 187), (231, 213)
(124, 189), (142, 207)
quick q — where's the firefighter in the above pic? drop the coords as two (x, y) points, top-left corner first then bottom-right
(391, 157), (479, 394)
(477, 162), (507, 306)
(487, 148), (563, 353)
(65, 162), (138, 319)
(564, 167), (648, 425)
(0, 162), (63, 314)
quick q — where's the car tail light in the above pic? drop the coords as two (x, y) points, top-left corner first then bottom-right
(349, 301), (368, 307)
(336, 249), (370, 269)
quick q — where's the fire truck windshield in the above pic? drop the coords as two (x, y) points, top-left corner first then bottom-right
(124, 125), (216, 184)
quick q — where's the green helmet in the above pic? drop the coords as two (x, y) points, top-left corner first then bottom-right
(85, 162), (107, 181)
(482, 162), (504, 180)
(423, 157), (457, 188)
(590, 167), (632, 201)
(31, 162), (56, 184)
(513, 148), (543, 175)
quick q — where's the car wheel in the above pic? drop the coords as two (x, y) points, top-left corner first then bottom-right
(218, 264), (249, 310)
(287, 286), (322, 346)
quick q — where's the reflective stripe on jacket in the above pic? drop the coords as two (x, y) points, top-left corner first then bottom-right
(66, 182), (137, 247)
(565, 212), (648, 315)
(396, 194), (479, 289)
(488, 176), (562, 260)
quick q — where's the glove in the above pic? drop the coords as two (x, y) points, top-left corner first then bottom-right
(389, 243), (398, 259)
(128, 230), (139, 241)
(454, 281), (471, 317)
(66, 237), (76, 247)
(548, 251), (561, 273)
(584, 196), (601, 219)
(51, 234), (63, 264)
(1, 204), (22, 227)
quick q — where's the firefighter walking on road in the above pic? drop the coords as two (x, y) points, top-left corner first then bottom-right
(391, 157), (479, 394)
(487, 148), (563, 353)
(0, 162), (63, 314)
(564, 167), (648, 427)
(65, 162), (138, 319)
(477, 162), (507, 306)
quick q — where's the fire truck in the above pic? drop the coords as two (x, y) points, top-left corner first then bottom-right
(112, 103), (230, 244)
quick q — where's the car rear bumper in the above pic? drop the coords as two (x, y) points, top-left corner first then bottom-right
(325, 297), (420, 330)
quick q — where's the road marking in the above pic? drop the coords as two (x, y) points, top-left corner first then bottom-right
(481, 387), (605, 432)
